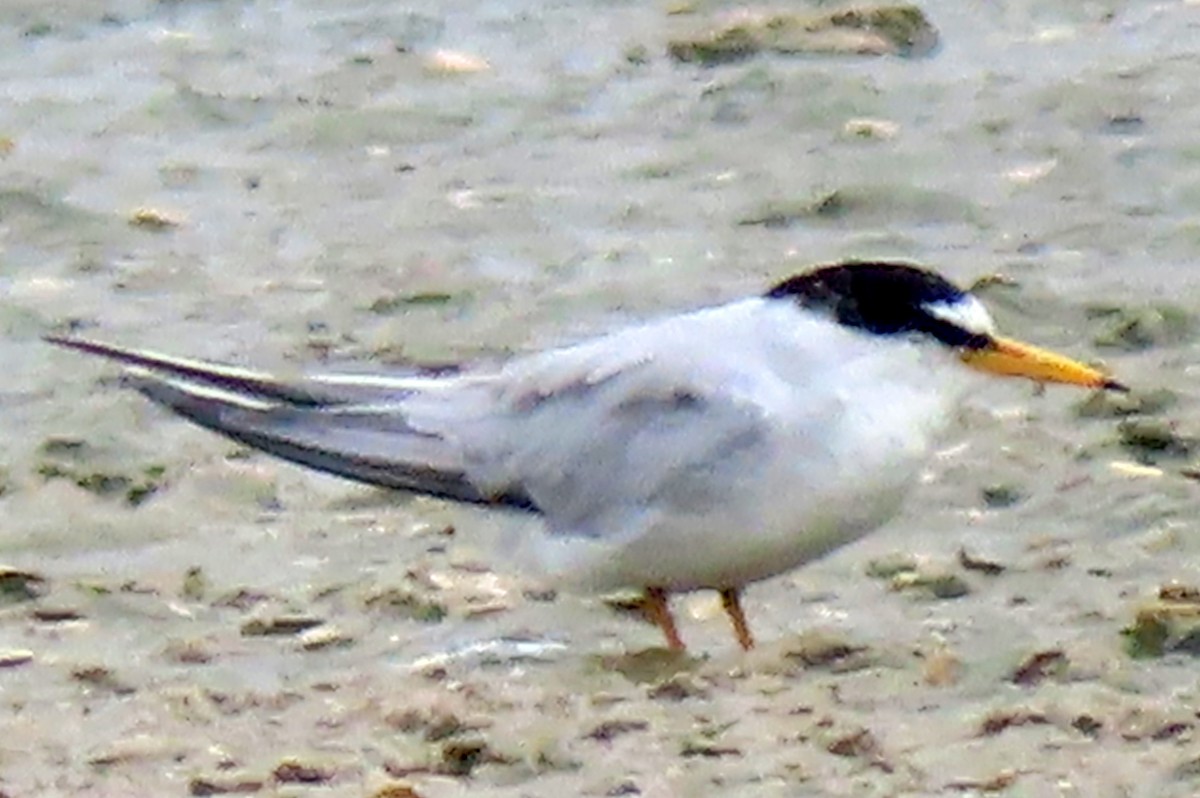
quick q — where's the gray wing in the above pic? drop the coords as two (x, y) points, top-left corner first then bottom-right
(46, 332), (771, 532)
(44, 335), (537, 510)
(437, 346), (772, 539)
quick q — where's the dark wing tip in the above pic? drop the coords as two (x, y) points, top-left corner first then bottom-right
(44, 334), (115, 357)
(44, 333), (344, 406)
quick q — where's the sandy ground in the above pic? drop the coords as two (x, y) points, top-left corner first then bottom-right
(4, 0), (1200, 795)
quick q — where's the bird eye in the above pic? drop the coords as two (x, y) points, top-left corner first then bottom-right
(960, 332), (993, 351)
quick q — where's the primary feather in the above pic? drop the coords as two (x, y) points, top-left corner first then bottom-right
(45, 335), (531, 509)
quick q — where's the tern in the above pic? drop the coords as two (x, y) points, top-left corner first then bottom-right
(46, 261), (1124, 651)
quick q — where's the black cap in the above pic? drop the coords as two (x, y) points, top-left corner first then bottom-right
(766, 261), (991, 349)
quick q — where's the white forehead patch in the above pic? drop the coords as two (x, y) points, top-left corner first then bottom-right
(923, 296), (996, 336)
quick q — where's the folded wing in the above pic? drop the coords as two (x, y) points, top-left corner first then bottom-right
(45, 335), (537, 510)
(47, 310), (775, 540)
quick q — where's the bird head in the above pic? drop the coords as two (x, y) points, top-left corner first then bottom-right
(767, 261), (1126, 392)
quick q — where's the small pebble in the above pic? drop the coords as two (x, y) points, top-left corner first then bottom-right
(31, 607), (85, 623)
(424, 49), (490, 75)
(273, 757), (334, 784)
(0, 566), (48, 602)
(0, 649), (34, 668)
(241, 615), (325, 637)
(890, 570), (971, 600)
(842, 118), (899, 140)
(180, 566), (207, 601)
(128, 207), (182, 229)
(1109, 460), (1164, 479)
(958, 548), (1006, 576)
(370, 785), (423, 798)
(298, 625), (354, 651)
(162, 638), (215, 665)
(980, 484), (1024, 509)
(922, 648), (963, 687)
(188, 773), (264, 796)
(1010, 649), (1068, 686)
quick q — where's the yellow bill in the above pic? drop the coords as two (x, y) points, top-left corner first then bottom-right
(961, 336), (1126, 391)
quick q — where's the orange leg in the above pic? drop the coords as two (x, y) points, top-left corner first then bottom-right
(720, 587), (755, 651)
(643, 587), (685, 651)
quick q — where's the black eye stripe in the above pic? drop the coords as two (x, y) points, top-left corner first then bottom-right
(767, 261), (987, 348)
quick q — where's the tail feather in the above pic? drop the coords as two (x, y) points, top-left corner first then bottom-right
(44, 335), (444, 405)
(48, 336), (537, 512)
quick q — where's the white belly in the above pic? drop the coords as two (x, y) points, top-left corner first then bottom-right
(534, 405), (934, 592)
